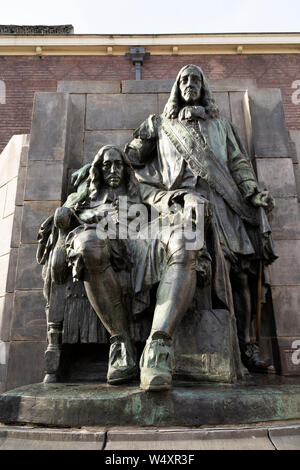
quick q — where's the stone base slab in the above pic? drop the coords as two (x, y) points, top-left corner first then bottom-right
(0, 422), (299, 450)
(0, 376), (299, 428)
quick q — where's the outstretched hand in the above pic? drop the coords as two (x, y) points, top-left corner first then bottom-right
(71, 164), (91, 187)
(251, 191), (275, 213)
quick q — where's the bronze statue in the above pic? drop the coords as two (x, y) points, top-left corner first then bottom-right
(125, 64), (277, 372)
(38, 143), (211, 391)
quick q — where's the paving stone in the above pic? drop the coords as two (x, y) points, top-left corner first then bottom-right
(24, 161), (64, 201)
(122, 80), (173, 94)
(269, 197), (300, 239)
(58, 81), (120, 94)
(68, 94), (85, 168)
(15, 244), (43, 290)
(268, 240), (300, 286)
(106, 428), (274, 450)
(0, 426), (104, 450)
(277, 337), (300, 376)
(11, 290), (46, 341)
(271, 287), (300, 337)
(28, 92), (71, 162)
(83, 130), (133, 165)
(86, 94), (157, 130)
(248, 88), (290, 158)
(268, 425), (300, 450)
(256, 158), (297, 198)
(21, 201), (60, 244)
(5, 340), (47, 391)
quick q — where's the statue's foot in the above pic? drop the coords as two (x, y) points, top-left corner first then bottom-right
(139, 331), (174, 392)
(241, 342), (274, 374)
(43, 373), (57, 383)
(107, 334), (138, 385)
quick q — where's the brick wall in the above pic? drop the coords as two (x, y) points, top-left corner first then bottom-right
(0, 54), (300, 153)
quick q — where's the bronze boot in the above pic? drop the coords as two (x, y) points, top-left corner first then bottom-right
(241, 342), (273, 373)
(140, 331), (174, 391)
(107, 334), (138, 385)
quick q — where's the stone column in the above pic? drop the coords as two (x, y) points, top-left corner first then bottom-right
(0, 92), (72, 391)
(246, 88), (300, 376)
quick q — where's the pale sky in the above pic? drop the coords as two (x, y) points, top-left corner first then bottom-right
(1, 0), (300, 35)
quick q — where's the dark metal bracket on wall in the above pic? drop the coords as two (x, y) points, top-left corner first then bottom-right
(125, 47), (150, 80)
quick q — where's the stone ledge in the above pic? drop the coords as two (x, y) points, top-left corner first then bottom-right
(0, 379), (299, 427)
(58, 81), (120, 94)
(0, 423), (299, 450)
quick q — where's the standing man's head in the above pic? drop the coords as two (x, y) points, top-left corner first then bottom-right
(164, 64), (219, 119)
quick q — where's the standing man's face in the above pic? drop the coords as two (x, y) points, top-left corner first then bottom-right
(102, 149), (124, 188)
(179, 69), (202, 105)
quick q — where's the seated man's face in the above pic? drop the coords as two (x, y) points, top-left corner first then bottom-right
(179, 68), (202, 105)
(102, 149), (124, 188)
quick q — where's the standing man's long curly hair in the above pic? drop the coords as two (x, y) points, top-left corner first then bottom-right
(163, 64), (219, 119)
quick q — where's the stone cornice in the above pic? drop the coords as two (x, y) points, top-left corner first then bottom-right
(0, 33), (300, 55)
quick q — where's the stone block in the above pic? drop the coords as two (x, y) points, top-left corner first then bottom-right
(256, 158), (297, 197)
(293, 163), (300, 201)
(248, 88), (290, 157)
(28, 92), (70, 161)
(0, 214), (14, 257)
(174, 309), (241, 382)
(269, 197), (300, 239)
(158, 93), (169, 114)
(0, 134), (25, 188)
(86, 94), (157, 130)
(277, 337), (300, 376)
(10, 206), (22, 248)
(68, 94), (85, 168)
(0, 427), (104, 450)
(11, 290), (46, 341)
(15, 165), (27, 206)
(15, 244), (43, 290)
(210, 78), (257, 92)
(271, 287), (300, 337)
(58, 81), (120, 94)
(0, 254), (9, 296)
(268, 240), (300, 286)
(3, 177), (17, 217)
(106, 428), (273, 450)
(268, 425), (300, 450)
(0, 185), (6, 219)
(24, 161), (64, 201)
(5, 341), (46, 391)
(6, 248), (18, 293)
(289, 130), (300, 165)
(229, 91), (248, 152)
(83, 130), (133, 165)
(0, 294), (13, 341)
(21, 201), (60, 244)
(214, 92), (231, 120)
(122, 80), (173, 93)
